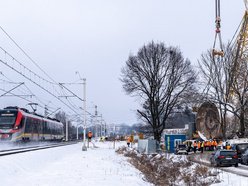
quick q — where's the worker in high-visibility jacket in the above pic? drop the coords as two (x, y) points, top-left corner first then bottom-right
(213, 139), (218, 150)
(211, 140), (215, 151)
(197, 141), (201, 152)
(226, 143), (231, 150)
(193, 141), (197, 153)
(206, 141), (211, 151)
(201, 141), (204, 153)
(127, 136), (131, 147)
(88, 131), (93, 142)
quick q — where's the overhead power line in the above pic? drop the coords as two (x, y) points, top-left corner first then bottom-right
(0, 58), (80, 115)
(0, 72), (45, 106)
(0, 87), (34, 103)
(0, 27), (95, 120)
(0, 26), (57, 84)
(0, 46), (54, 85)
(0, 82), (24, 97)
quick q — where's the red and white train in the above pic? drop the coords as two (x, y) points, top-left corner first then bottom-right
(0, 106), (64, 142)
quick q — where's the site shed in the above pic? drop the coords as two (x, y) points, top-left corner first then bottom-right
(164, 134), (186, 153)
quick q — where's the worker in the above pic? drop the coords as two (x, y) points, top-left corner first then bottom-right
(201, 141), (204, 153)
(88, 131), (93, 142)
(204, 141), (208, 151)
(213, 139), (218, 150)
(207, 141), (211, 151)
(127, 136), (131, 147)
(211, 140), (215, 151)
(193, 141), (197, 153)
(197, 141), (201, 152)
(226, 142), (231, 150)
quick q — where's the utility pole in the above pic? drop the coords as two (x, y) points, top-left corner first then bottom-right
(82, 78), (87, 151)
(100, 114), (103, 137)
(113, 125), (116, 149)
(76, 123), (79, 140)
(66, 119), (68, 142)
(104, 121), (107, 137)
(94, 105), (98, 138)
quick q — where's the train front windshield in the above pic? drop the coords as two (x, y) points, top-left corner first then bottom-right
(0, 111), (17, 129)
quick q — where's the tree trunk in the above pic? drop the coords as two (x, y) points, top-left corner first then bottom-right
(240, 110), (245, 137)
(153, 129), (161, 143)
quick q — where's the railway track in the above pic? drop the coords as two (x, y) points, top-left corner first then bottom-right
(0, 142), (77, 157)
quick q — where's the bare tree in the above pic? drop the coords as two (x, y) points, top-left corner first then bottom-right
(55, 111), (73, 139)
(231, 45), (248, 137)
(199, 44), (233, 139)
(120, 42), (197, 142)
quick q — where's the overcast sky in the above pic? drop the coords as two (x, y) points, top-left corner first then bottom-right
(0, 0), (245, 125)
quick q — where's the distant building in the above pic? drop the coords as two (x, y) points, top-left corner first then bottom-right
(162, 106), (196, 140)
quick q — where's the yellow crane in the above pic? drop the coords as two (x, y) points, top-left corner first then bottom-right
(229, 0), (248, 95)
(228, 0), (248, 137)
(233, 0), (248, 67)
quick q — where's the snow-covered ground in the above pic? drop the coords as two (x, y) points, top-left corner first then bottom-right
(213, 170), (248, 186)
(0, 141), (150, 186)
(0, 141), (248, 186)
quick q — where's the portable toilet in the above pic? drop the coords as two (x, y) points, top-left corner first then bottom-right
(164, 134), (186, 153)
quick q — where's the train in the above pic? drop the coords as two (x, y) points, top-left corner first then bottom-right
(0, 106), (64, 142)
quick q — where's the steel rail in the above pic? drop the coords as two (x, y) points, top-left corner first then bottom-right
(0, 142), (77, 157)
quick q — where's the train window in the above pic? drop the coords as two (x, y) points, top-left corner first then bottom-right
(38, 119), (42, 134)
(25, 117), (31, 133)
(0, 112), (17, 127)
(33, 119), (38, 134)
(31, 118), (34, 133)
(43, 121), (47, 134)
(47, 121), (51, 134)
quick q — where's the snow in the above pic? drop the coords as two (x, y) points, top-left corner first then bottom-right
(213, 170), (248, 186)
(0, 141), (151, 186)
(198, 131), (208, 141)
(0, 141), (248, 186)
(225, 138), (248, 145)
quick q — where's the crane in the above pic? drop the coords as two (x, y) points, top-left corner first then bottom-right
(233, 0), (248, 67)
(228, 0), (248, 137)
(229, 0), (248, 93)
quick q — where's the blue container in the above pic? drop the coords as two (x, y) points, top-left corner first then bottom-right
(164, 134), (186, 153)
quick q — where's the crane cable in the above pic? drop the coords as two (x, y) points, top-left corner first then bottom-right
(212, 0), (224, 58)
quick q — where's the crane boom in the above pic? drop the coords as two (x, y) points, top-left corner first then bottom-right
(231, 3), (248, 86)
(245, 0), (248, 10)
